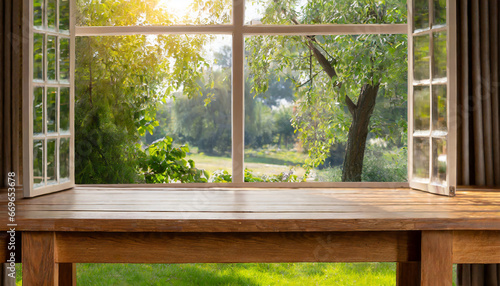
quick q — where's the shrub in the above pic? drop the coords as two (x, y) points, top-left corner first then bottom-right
(138, 137), (208, 183)
(209, 169), (299, 183)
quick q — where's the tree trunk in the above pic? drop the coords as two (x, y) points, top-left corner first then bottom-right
(342, 83), (380, 182)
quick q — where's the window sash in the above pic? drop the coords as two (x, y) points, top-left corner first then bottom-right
(24, 0), (76, 197)
(407, 0), (457, 196)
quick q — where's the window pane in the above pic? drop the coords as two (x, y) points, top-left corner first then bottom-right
(47, 36), (57, 81)
(33, 33), (44, 80)
(245, 35), (408, 182)
(33, 139), (44, 187)
(433, 31), (447, 80)
(47, 139), (57, 184)
(413, 137), (429, 179)
(47, 0), (56, 30)
(34, 87), (44, 135)
(60, 38), (70, 81)
(432, 137), (446, 184)
(433, 0), (446, 27)
(60, 138), (70, 181)
(47, 87), (58, 133)
(59, 0), (70, 31)
(60, 87), (70, 133)
(414, 0), (429, 31)
(414, 34), (430, 81)
(76, 35), (232, 184)
(77, 0), (232, 26)
(34, 0), (43, 28)
(413, 86), (430, 131)
(432, 85), (447, 132)
(245, 0), (407, 25)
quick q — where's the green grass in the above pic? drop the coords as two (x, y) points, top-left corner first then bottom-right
(16, 263), (398, 285)
(187, 149), (309, 178)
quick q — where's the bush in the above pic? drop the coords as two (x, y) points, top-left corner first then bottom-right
(209, 169), (299, 183)
(362, 147), (407, 182)
(315, 147), (407, 182)
(138, 137), (208, 183)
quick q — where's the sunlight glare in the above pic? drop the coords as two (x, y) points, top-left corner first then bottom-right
(155, 0), (194, 17)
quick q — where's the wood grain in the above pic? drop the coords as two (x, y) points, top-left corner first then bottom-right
(55, 231), (420, 264)
(0, 231), (21, 264)
(396, 262), (421, 286)
(421, 231), (453, 286)
(0, 187), (499, 232)
(22, 232), (58, 285)
(453, 230), (500, 263)
(58, 263), (76, 286)
(0, 233), (7, 263)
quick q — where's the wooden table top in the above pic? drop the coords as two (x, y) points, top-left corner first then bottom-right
(3, 186), (500, 232)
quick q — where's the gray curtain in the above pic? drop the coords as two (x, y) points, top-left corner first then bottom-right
(457, 0), (500, 285)
(1, 0), (22, 285)
(1, 0), (23, 188)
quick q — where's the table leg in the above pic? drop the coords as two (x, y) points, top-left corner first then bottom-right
(397, 262), (421, 286)
(58, 264), (76, 286)
(22, 232), (58, 285)
(421, 231), (453, 286)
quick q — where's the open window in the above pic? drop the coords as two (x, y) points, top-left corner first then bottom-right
(23, 0), (75, 197)
(408, 0), (457, 196)
(22, 0), (456, 197)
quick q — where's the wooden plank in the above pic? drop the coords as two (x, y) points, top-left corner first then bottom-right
(58, 263), (76, 286)
(55, 231), (420, 264)
(76, 182), (410, 188)
(0, 231), (20, 264)
(22, 232), (58, 285)
(13, 203), (500, 212)
(0, 233), (7, 263)
(453, 231), (500, 264)
(0, 188), (499, 232)
(396, 262), (421, 286)
(421, 231), (453, 286)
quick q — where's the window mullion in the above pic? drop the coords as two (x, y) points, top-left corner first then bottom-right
(232, 0), (245, 183)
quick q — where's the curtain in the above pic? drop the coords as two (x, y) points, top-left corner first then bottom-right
(0, 0), (23, 189)
(457, 0), (500, 285)
(1, 0), (22, 285)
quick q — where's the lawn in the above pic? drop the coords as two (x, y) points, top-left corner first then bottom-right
(187, 148), (309, 179)
(15, 263), (398, 285)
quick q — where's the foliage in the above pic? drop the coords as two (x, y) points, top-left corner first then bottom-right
(273, 106), (296, 148)
(209, 169), (299, 183)
(247, 0), (408, 178)
(173, 71), (232, 155)
(316, 146), (407, 182)
(17, 262), (400, 286)
(74, 0), (230, 184)
(170, 65), (289, 154)
(76, 0), (231, 26)
(138, 137), (208, 183)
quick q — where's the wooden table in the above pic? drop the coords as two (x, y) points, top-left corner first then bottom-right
(2, 187), (500, 285)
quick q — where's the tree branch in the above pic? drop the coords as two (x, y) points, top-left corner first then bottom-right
(298, 71), (321, 87)
(275, 0), (339, 83)
(307, 41), (337, 79)
(345, 95), (357, 115)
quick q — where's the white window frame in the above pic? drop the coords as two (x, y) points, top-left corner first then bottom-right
(23, 0), (76, 197)
(25, 0), (459, 195)
(408, 0), (457, 196)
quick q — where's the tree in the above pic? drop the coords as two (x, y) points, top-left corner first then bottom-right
(173, 71), (232, 155)
(75, 0), (228, 183)
(247, 0), (407, 181)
